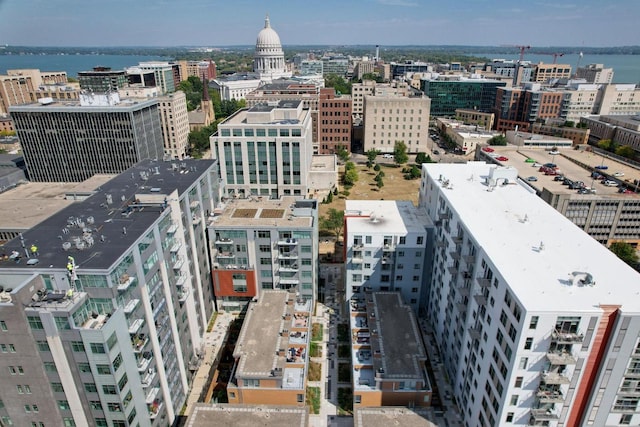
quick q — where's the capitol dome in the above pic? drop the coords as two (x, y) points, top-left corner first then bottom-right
(253, 15), (291, 82)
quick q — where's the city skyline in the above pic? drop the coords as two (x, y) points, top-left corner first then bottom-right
(0, 0), (638, 47)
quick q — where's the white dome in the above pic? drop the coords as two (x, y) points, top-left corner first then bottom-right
(256, 16), (282, 49)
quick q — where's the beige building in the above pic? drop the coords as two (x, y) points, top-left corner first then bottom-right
(0, 74), (36, 115)
(436, 117), (498, 154)
(563, 84), (600, 122)
(158, 90), (190, 159)
(576, 63), (614, 84)
(7, 69), (67, 87)
(596, 84), (640, 115)
(0, 69), (70, 115)
(363, 87), (430, 153)
(454, 108), (495, 130)
(532, 63), (572, 82)
(34, 83), (79, 102)
(531, 122), (590, 145)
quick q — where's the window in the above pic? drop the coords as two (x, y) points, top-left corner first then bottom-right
(108, 402), (122, 412)
(354, 395), (362, 404)
(63, 418), (76, 427)
(78, 363), (91, 373)
(44, 362), (57, 373)
(514, 376), (523, 387)
(27, 316), (44, 330)
(365, 236), (372, 244)
(90, 343), (105, 354)
(112, 353), (123, 371)
(0, 320), (6, 331)
(36, 341), (50, 352)
(529, 316), (539, 329)
(90, 401), (103, 411)
(51, 383), (64, 393)
(524, 337), (533, 350)
(399, 236), (406, 244)
(297, 394), (304, 403)
(510, 394), (519, 406)
(118, 373), (128, 390)
(620, 414), (632, 424)
(71, 341), (85, 352)
(417, 236), (424, 245)
(58, 400), (71, 410)
(96, 365), (111, 375)
(84, 383), (98, 393)
(102, 385), (117, 395)
(506, 412), (514, 422)
(95, 419), (107, 427)
(107, 332), (118, 350)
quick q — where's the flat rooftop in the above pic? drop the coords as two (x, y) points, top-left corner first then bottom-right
(234, 290), (292, 378)
(0, 159), (216, 271)
(209, 196), (315, 229)
(345, 200), (429, 236)
(0, 174), (116, 231)
(368, 292), (427, 379)
(354, 407), (438, 427)
(187, 404), (308, 427)
(477, 146), (640, 198)
(219, 104), (309, 126)
(424, 162), (640, 312)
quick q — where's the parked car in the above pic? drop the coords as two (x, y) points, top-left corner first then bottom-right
(482, 146), (495, 153)
(526, 176), (538, 182)
(544, 170), (558, 176)
(603, 180), (617, 187)
(496, 156), (509, 161)
(595, 165), (609, 170)
(591, 171), (602, 179)
(613, 172), (625, 177)
(543, 163), (557, 169)
(554, 175), (565, 182)
(549, 150), (560, 155)
(532, 162), (542, 167)
(433, 150), (440, 155)
(382, 154), (393, 159)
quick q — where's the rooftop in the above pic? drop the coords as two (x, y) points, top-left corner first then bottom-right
(424, 162), (640, 312)
(354, 407), (438, 427)
(187, 404), (308, 427)
(0, 159), (216, 271)
(9, 97), (158, 112)
(345, 200), (429, 237)
(209, 196), (315, 229)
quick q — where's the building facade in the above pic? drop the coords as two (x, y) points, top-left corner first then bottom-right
(318, 87), (352, 154)
(208, 196), (318, 311)
(0, 74), (36, 115)
(419, 162), (640, 427)
(10, 97), (164, 182)
(420, 77), (506, 117)
(531, 63), (572, 83)
(157, 91), (190, 160)
(210, 100), (313, 198)
(253, 16), (291, 82)
(576, 64), (614, 84)
(78, 67), (128, 93)
(0, 159), (221, 427)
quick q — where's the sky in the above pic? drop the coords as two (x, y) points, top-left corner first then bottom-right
(0, 0), (638, 47)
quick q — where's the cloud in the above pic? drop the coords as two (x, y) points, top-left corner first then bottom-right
(376, 0), (419, 7)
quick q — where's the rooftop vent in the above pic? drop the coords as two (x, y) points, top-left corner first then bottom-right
(570, 271), (595, 287)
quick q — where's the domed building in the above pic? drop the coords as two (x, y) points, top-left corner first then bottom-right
(254, 15), (291, 82)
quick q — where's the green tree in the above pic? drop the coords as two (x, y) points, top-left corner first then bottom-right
(488, 135), (507, 146)
(376, 178), (384, 189)
(393, 141), (409, 165)
(373, 163), (381, 172)
(366, 148), (380, 164)
(343, 162), (358, 187)
(320, 209), (345, 241)
(404, 165), (422, 180)
(325, 191), (333, 204)
(324, 74), (352, 95)
(336, 147), (350, 163)
(360, 73), (383, 83)
(415, 152), (429, 164)
(615, 145), (636, 160)
(609, 241), (639, 269)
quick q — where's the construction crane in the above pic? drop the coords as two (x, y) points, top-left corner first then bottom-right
(501, 44), (531, 62)
(538, 52), (565, 64)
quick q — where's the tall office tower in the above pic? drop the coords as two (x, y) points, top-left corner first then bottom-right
(343, 200), (431, 313)
(10, 94), (164, 182)
(253, 15), (291, 82)
(127, 62), (180, 95)
(0, 159), (220, 427)
(317, 87), (352, 155)
(78, 67), (128, 93)
(208, 196), (318, 310)
(420, 77), (506, 117)
(157, 91), (190, 160)
(210, 100), (313, 199)
(419, 162), (640, 427)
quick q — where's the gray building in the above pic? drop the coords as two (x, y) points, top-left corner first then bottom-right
(0, 159), (220, 427)
(78, 67), (128, 93)
(10, 97), (164, 182)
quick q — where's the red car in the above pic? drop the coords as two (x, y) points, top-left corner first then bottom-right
(482, 146), (495, 153)
(496, 156), (509, 161)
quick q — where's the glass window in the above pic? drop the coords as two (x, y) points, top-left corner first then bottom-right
(96, 365), (111, 375)
(102, 385), (117, 395)
(84, 383), (98, 393)
(90, 343), (106, 354)
(71, 341), (85, 352)
(78, 363), (91, 373)
(36, 341), (50, 352)
(27, 316), (44, 330)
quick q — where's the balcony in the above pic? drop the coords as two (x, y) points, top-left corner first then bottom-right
(132, 336), (149, 353)
(351, 256), (363, 264)
(353, 243), (364, 249)
(436, 240), (447, 248)
(456, 302), (467, 312)
(278, 251), (298, 259)
(216, 251), (235, 259)
(146, 386), (160, 404)
(175, 275), (187, 287)
(452, 235), (463, 244)
(541, 371), (571, 385)
(280, 278), (300, 286)
(551, 330), (584, 344)
(166, 223), (178, 234)
(215, 238), (233, 245)
(464, 254), (476, 264)
(448, 266), (458, 276)
(458, 286), (470, 297)
(383, 243), (395, 251)
(546, 351), (577, 365)
(192, 216), (202, 226)
(173, 257), (184, 270)
(142, 369), (156, 388)
(439, 212), (451, 220)
(278, 238), (298, 246)
(279, 264), (299, 272)
(178, 288), (189, 303)
(124, 299), (140, 314)
(469, 325), (482, 340)
(128, 318), (144, 334)
(137, 356), (152, 372)
(474, 294), (487, 306)
(476, 277), (492, 288)
(530, 408), (559, 420)
(449, 251), (461, 260)
(149, 402), (163, 420)
(381, 256), (394, 265)
(537, 389), (564, 403)
(117, 275), (136, 291)
(170, 241), (181, 253)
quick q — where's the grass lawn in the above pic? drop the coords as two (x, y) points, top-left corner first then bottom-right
(308, 361), (322, 381)
(337, 387), (353, 415)
(338, 344), (351, 358)
(319, 161), (421, 221)
(306, 386), (321, 414)
(311, 322), (323, 341)
(337, 323), (350, 342)
(338, 362), (352, 383)
(309, 341), (322, 358)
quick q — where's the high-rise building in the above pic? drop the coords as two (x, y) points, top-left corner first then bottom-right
(126, 62), (180, 95)
(208, 196), (318, 310)
(157, 91), (190, 160)
(177, 60), (217, 81)
(299, 60), (323, 76)
(0, 159), (221, 427)
(531, 63), (572, 83)
(420, 77), (507, 117)
(253, 15), (291, 82)
(210, 100), (313, 198)
(78, 67), (128, 93)
(318, 87), (352, 154)
(419, 162), (640, 427)
(343, 200), (430, 312)
(0, 74), (36, 115)
(576, 63), (614, 84)
(10, 95), (164, 182)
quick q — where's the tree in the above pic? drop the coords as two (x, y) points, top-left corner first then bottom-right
(615, 145), (636, 160)
(488, 135), (507, 146)
(376, 178), (384, 189)
(336, 147), (350, 163)
(415, 152), (429, 164)
(366, 148), (380, 164)
(373, 163), (381, 172)
(324, 74), (352, 95)
(320, 208), (345, 241)
(393, 141), (409, 165)
(343, 162), (358, 187)
(404, 165), (421, 180)
(325, 191), (333, 204)
(609, 241), (639, 269)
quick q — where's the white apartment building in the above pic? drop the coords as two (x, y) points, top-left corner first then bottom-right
(596, 84), (640, 116)
(563, 84), (600, 123)
(363, 92), (431, 154)
(419, 162), (640, 427)
(344, 200), (430, 312)
(210, 100), (313, 198)
(157, 91), (190, 160)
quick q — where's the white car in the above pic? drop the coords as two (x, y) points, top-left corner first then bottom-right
(549, 150), (560, 155)
(603, 180), (618, 187)
(613, 172), (625, 177)
(382, 154), (394, 159)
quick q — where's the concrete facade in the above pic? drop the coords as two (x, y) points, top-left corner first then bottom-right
(158, 91), (190, 160)
(318, 88), (352, 154)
